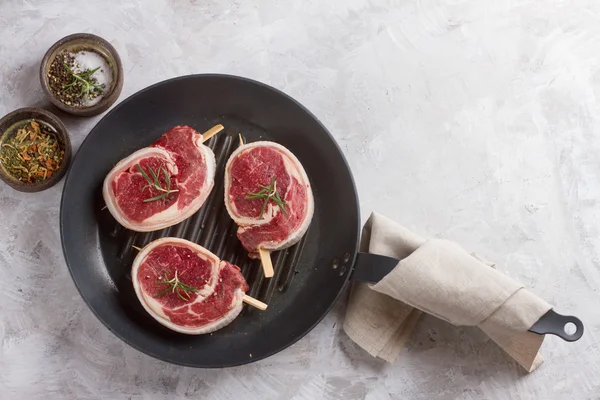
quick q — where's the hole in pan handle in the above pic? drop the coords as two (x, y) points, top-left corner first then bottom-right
(528, 309), (584, 342)
(350, 252), (400, 283)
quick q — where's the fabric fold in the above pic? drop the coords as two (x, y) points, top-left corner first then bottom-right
(342, 212), (425, 360)
(343, 212), (552, 372)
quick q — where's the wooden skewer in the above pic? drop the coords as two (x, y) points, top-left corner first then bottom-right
(201, 124), (224, 143)
(258, 248), (274, 278)
(130, 244), (267, 310)
(243, 294), (268, 310)
(238, 133), (244, 147)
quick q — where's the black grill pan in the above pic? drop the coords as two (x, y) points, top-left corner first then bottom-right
(61, 75), (361, 367)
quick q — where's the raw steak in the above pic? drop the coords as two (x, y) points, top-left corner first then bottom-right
(103, 126), (215, 232)
(132, 237), (248, 334)
(224, 141), (314, 257)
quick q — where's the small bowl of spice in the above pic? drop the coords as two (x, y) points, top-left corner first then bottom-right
(0, 108), (71, 192)
(40, 33), (123, 117)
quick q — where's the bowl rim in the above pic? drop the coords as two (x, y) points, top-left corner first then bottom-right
(39, 33), (124, 117)
(0, 107), (72, 192)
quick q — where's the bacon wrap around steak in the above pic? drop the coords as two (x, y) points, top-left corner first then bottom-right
(224, 141), (314, 257)
(103, 126), (215, 232)
(132, 238), (248, 334)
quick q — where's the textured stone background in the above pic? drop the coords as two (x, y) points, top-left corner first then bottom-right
(1, 1), (599, 399)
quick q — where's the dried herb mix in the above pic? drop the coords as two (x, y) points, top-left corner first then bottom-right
(0, 120), (64, 183)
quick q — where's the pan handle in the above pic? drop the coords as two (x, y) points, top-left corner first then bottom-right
(350, 252), (399, 283)
(528, 309), (584, 342)
(351, 253), (585, 342)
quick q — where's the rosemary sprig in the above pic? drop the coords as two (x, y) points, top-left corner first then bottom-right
(245, 176), (287, 219)
(154, 271), (198, 302)
(137, 164), (179, 203)
(63, 63), (104, 100)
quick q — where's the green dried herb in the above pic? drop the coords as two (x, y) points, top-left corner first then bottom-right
(0, 120), (64, 183)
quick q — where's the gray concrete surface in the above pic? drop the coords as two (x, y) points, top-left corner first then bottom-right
(0, 1), (599, 399)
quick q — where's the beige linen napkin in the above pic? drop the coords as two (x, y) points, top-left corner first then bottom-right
(343, 213), (551, 372)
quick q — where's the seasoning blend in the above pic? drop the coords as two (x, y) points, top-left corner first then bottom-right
(47, 49), (113, 108)
(0, 120), (65, 183)
(0, 108), (71, 192)
(40, 33), (124, 117)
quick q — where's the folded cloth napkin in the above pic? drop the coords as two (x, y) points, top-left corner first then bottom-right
(343, 213), (552, 372)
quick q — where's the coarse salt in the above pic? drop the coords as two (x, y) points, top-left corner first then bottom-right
(72, 50), (113, 107)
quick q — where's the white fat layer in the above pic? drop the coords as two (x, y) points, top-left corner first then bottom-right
(131, 238), (244, 335)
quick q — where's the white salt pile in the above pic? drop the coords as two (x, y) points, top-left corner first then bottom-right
(72, 51), (113, 106)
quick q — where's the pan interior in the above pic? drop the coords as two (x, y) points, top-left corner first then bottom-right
(60, 75), (360, 367)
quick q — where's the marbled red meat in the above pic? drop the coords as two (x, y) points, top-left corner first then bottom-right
(224, 141), (314, 257)
(103, 126), (216, 232)
(132, 237), (248, 334)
